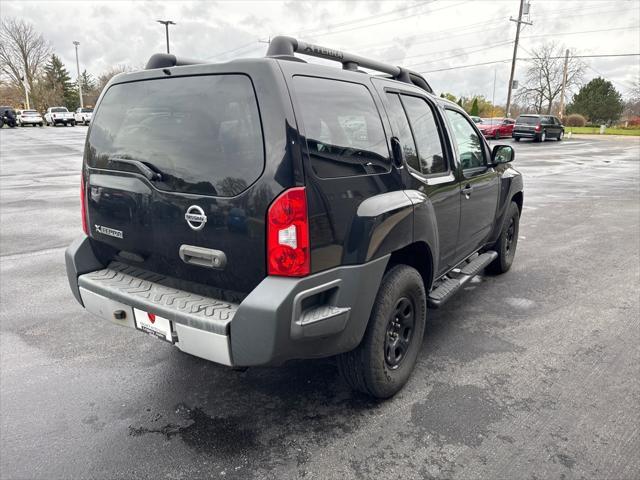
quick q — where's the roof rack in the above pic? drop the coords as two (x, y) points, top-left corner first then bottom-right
(266, 36), (432, 93)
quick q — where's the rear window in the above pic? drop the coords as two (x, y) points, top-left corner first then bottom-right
(51, 107), (68, 113)
(293, 76), (389, 178)
(87, 74), (264, 197)
(517, 116), (539, 125)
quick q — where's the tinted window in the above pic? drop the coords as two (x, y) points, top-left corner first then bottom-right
(385, 93), (419, 171)
(401, 95), (447, 175)
(517, 116), (539, 125)
(88, 75), (264, 197)
(293, 76), (389, 178)
(51, 107), (67, 113)
(541, 116), (553, 124)
(445, 109), (485, 170)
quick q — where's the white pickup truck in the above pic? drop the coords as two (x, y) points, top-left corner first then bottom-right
(44, 107), (75, 127)
(74, 107), (93, 125)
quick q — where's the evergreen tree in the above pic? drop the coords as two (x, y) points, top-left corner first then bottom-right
(78, 69), (96, 93)
(470, 98), (480, 116)
(567, 77), (624, 124)
(43, 54), (79, 110)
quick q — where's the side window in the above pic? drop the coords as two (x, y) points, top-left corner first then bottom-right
(384, 93), (420, 171)
(401, 95), (447, 175)
(445, 109), (485, 170)
(293, 76), (390, 178)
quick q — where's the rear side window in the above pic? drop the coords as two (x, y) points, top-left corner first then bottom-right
(88, 74), (264, 197)
(293, 76), (390, 178)
(517, 116), (539, 125)
(400, 96), (447, 175)
(385, 93), (419, 171)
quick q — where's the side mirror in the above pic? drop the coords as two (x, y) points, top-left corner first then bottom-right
(491, 145), (514, 165)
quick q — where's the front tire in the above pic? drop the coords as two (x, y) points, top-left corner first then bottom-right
(513, 136), (520, 142)
(338, 264), (426, 398)
(487, 201), (520, 274)
(557, 130), (563, 141)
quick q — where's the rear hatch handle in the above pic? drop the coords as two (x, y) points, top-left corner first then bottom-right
(107, 156), (163, 181)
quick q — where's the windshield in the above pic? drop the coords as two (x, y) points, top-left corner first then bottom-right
(517, 116), (539, 125)
(23, 110), (38, 116)
(481, 118), (503, 125)
(87, 74), (264, 197)
(52, 107), (68, 113)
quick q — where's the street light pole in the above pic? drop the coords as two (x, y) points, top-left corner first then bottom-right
(73, 41), (83, 108)
(156, 20), (176, 54)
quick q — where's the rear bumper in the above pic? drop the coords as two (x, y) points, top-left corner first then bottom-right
(65, 235), (388, 367)
(513, 130), (537, 138)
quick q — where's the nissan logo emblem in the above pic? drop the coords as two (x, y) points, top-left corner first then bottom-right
(184, 205), (207, 231)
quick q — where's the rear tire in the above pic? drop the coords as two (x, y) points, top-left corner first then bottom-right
(338, 264), (426, 399)
(487, 201), (520, 274)
(513, 136), (520, 142)
(557, 130), (563, 141)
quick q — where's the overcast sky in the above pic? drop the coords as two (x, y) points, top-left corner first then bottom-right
(4, 0), (640, 103)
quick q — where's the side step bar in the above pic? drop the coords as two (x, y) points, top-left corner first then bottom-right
(428, 251), (498, 308)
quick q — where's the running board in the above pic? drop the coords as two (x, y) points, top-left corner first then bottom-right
(428, 251), (498, 308)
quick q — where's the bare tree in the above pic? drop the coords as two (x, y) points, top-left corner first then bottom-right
(0, 18), (51, 98)
(96, 65), (131, 93)
(515, 43), (584, 114)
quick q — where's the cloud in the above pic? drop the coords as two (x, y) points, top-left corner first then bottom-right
(2, 0), (637, 103)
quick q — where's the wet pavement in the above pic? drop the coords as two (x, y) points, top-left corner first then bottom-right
(1, 126), (639, 479)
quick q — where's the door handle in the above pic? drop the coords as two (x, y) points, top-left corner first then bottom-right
(461, 184), (473, 196)
(179, 245), (227, 269)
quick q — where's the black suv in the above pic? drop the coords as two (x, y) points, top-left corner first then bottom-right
(66, 36), (524, 398)
(513, 114), (564, 142)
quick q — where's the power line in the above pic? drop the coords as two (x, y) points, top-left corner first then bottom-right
(521, 24), (639, 40)
(287, 0), (436, 38)
(295, 1), (470, 39)
(419, 53), (640, 74)
(405, 40), (515, 69)
(205, 40), (260, 60)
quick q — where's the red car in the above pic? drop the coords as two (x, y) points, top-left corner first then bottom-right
(478, 117), (515, 139)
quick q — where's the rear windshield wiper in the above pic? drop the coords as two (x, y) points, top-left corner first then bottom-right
(107, 155), (163, 181)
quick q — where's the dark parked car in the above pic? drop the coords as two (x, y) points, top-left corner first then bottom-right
(478, 117), (515, 139)
(66, 36), (524, 398)
(513, 114), (564, 142)
(0, 106), (17, 128)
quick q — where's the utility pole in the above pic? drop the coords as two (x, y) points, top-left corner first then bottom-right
(558, 48), (570, 119)
(505, 0), (532, 118)
(157, 20), (176, 54)
(491, 66), (497, 118)
(73, 41), (83, 108)
(20, 75), (30, 110)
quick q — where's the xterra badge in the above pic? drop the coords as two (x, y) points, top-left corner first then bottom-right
(94, 225), (124, 239)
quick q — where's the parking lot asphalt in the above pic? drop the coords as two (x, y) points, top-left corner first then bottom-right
(1, 126), (639, 480)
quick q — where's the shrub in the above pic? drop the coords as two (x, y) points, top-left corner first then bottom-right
(565, 114), (587, 127)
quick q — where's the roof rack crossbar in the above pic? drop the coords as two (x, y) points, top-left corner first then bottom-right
(145, 53), (204, 70)
(266, 36), (432, 93)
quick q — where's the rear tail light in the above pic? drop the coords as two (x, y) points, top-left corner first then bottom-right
(535, 124), (541, 132)
(80, 175), (88, 235)
(267, 187), (310, 277)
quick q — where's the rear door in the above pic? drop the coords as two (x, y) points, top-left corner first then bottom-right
(84, 65), (294, 295)
(377, 87), (461, 274)
(444, 108), (499, 257)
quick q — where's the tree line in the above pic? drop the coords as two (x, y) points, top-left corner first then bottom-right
(0, 17), (128, 111)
